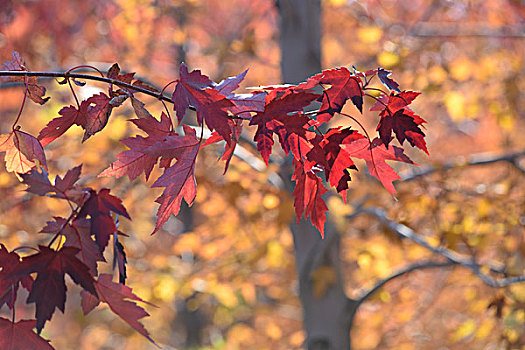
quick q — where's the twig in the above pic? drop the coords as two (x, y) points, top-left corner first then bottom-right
(401, 150), (525, 181)
(352, 206), (525, 288)
(356, 260), (454, 307)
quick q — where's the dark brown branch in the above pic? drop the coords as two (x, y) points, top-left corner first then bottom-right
(352, 207), (525, 288)
(356, 260), (454, 307)
(0, 70), (177, 106)
(401, 150), (525, 182)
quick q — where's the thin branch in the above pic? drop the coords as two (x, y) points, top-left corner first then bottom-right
(0, 70), (177, 106)
(401, 150), (525, 181)
(356, 260), (454, 307)
(352, 206), (525, 288)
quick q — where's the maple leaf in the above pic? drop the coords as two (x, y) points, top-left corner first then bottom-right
(377, 108), (428, 154)
(81, 274), (155, 344)
(100, 113), (173, 181)
(77, 189), (130, 251)
(9, 246), (97, 333)
(38, 105), (82, 147)
(377, 68), (401, 92)
(143, 125), (200, 233)
(214, 70), (266, 117)
(40, 218), (104, 276)
(0, 130), (47, 173)
(306, 128), (360, 200)
(172, 63), (235, 143)
(314, 67), (364, 123)
(130, 97), (152, 119)
(81, 93), (112, 142)
(249, 89), (319, 165)
(172, 62), (214, 121)
(20, 165), (83, 202)
(201, 120), (243, 173)
(344, 137), (416, 195)
(0, 318), (54, 350)
(1, 51), (49, 105)
(0, 244), (33, 310)
(292, 160), (328, 237)
(107, 63), (135, 84)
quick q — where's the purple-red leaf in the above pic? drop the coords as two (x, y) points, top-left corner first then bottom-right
(80, 274), (155, 344)
(0, 318), (54, 350)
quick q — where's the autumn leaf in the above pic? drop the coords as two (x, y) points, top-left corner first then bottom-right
(377, 67), (401, 92)
(0, 130), (47, 173)
(249, 89), (319, 165)
(40, 218), (105, 276)
(314, 67), (364, 123)
(20, 165), (82, 201)
(81, 93), (112, 142)
(292, 160), (328, 237)
(99, 113), (174, 181)
(1, 51), (49, 105)
(0, 318), (54, 350)
(377, 108), (428, 154)
(344, 137), (416, 195)
(38, 105), (82, 147)
(0, 244), (33, 310)
(81, 274), (155, 344)
(8, 246), (97, 333)
(172, 62), (214, 121)
(144, 125), (200, 233)
(77, 188), (130, 251)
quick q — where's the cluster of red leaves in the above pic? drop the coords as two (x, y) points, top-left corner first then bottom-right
(0, 51), (427, 348)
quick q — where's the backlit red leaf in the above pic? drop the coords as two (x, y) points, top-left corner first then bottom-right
(0, 318), (54, 350)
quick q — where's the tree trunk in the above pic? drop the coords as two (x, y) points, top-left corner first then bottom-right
(277, 1), (357, 349)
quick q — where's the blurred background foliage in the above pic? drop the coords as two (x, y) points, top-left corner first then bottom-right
(0, 0), (524, 349)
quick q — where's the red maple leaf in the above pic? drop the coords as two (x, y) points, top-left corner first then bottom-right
(306, 128), (360, 200)
(172, 63), (234, 143)
(20, 165), (82, 201)
(0, 130), (47, 174)
(314, 67), (364, 123)
(201, 120), (243, 173)
(77, 189), (130, 251)
(344, 137), (416, 195)
(8, 246), (97, 333)
(1, 51), (49, 105)
(172, 62), (214, 121)
(143, 125), (200, 233)
(249, 89), (319, 165)
(40, 218), (105, 276)
(81, 93), (112, 142)
(377, 108), (428, 154)
(81, 274), (155, 344)
(38, 106), (81, 147)
(292, 160), (328, 237)
(214, 70), (266, 117)
(0, 318), (54, 350)
(99, 112), (174, 181)
(0, 244), (33, 310)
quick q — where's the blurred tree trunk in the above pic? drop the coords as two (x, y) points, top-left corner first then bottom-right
(277, 1), (357, 349)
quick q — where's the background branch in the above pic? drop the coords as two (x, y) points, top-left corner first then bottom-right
(351, 206), (525, 288)
(356, 260), (454, 307)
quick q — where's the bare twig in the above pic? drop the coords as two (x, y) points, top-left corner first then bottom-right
(351, 207), (525, 288)
(401, 150), (525, 182)
(356, 260), (454, 307)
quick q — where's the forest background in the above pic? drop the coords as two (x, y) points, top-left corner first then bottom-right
(0, 0), (524, 349)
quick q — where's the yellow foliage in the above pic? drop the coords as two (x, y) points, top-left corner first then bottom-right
(266, 240), (285, 268)
(450, 57), (474, 82)
(475, 319), (494, 340)
(377, 51), (400, 68)
(358, 26), (383, 44)
(444, 91), (466, 121)
(451, 319), (476, 342)
(212, 284), (238, 308)
(265, 321), (283, 340)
